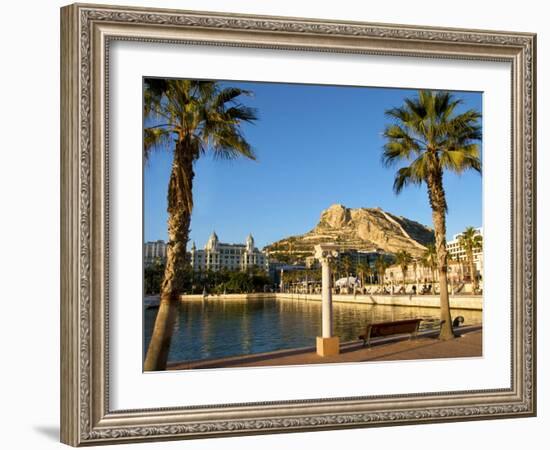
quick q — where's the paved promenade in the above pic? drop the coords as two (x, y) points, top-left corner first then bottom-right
(168, 326), (482, 370)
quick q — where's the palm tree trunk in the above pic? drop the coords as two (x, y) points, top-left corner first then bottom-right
(468, 249), (478, 293)
(144, 142), (194, 371)
(428, 170), (455, 340)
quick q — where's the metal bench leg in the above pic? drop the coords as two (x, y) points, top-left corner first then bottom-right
(411, 323), (420, 340)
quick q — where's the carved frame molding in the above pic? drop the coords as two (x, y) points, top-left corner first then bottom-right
(61, 3), (536, 446)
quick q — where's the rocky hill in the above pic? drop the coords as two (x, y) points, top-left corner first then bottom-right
(265, 204), (434, 261)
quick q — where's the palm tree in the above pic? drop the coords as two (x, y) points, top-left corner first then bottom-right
(357, 261), (369, 289)
(374, 256), (389, 286)
(458, 226), (483, 293)
(381, 90), (481, 339)
(366, 264), (374, 285)
(334, 257), (344, 281)
(395, 250), (413, 284)
(341, 256), (353, 277)
(143, 79), (258, 370)
(412, 258), (419, 289)
(421, 244), (438, 283)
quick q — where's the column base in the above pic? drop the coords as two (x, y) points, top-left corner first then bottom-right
(316, 336), (340, 357)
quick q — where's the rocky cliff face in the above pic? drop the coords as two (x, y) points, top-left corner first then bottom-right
(265, 204), (434, 260)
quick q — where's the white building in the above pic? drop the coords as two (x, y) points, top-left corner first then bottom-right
(144, 240), (167, 267)
(190, 232), (269, 273)
(384, 263), (434, 284)
(384, 259), (465, 284)
(446, 227), (483, 274)
(380, 228), (483, 291)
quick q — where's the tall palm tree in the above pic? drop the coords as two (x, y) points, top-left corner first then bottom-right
(458, 226), (483, 293)
(381, 90), (481, 339)
(143, 79), (258, 370)
(395, 250), (413, 284)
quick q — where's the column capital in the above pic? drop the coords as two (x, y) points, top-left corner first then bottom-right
(314, 244), (339, 264)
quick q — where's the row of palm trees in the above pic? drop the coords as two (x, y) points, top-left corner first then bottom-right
(390, 228), (482, 287)
(330, 256), (390, 287)
(143, 81), (482, 370)
(325, 253), (397, 287)
(316, 230), (480, 290)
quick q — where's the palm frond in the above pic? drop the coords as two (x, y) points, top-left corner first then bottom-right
(143, 78), (167, 116)
(224, 106), (258, 124)
(213, 87), (253, 109)
(436, 93), (462, 121)
(439, 147), (481, 174)
(442, 110), (482, 140)
(381, 124), (423, 166)
(385, 106), (412, 125)
(210, 128), (256, 160)
(144, 127), (173, 160)
(393, 166), (423, 194)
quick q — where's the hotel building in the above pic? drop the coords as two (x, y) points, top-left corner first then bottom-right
(383, 228), (483, 284)
(144, 240), (167, 267)
(190, 232), (269, 272)
(446, 227), (483, 274)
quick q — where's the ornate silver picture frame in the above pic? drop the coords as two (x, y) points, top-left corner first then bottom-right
(60, 3), (536, 446)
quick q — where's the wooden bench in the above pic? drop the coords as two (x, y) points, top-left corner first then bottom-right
(359, 318), (423, 347)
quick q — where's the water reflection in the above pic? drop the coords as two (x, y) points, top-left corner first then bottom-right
(144, 298), (482, 364)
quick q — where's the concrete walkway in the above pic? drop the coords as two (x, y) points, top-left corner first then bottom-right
(168, 327), (482, 370)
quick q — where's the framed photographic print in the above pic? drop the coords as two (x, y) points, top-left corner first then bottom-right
(60, 3), (536, 446)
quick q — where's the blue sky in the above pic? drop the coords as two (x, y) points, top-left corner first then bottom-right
(144, 81), (482, 249)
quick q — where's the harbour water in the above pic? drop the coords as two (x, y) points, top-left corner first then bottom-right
(144, 297), (482, 364)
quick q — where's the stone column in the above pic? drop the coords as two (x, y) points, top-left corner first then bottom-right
(321, 261), (332, 337)
(314, 244), (340, 356)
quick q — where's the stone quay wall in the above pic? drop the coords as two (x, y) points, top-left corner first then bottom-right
(180, 292), (482, 310)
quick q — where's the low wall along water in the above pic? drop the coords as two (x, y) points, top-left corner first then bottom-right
(179, 292), (483, 311)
